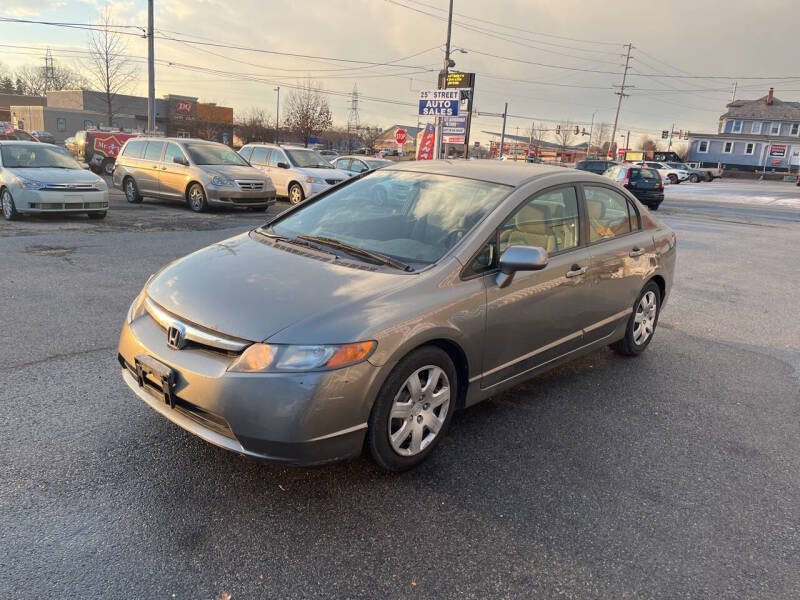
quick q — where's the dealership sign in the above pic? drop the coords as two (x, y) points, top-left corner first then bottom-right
(418, 90), (462, 116)
(769, 144), (786, 157)
(417, 123), (436, 160)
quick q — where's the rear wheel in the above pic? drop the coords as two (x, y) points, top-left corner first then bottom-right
(367, 346), (457, 471)
(689, 173), (700, 183)
(187, 183), (208, 212)
(101, 158), (115, 176)
(2, 188), (19, 221)
(611, 281), (661, 356)
(124, 177), (142, 203)
(288, 183), (305, 205)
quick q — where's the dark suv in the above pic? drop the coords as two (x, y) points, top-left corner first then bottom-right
(603, 165), (664, 210)
(575, 159), (617, 174)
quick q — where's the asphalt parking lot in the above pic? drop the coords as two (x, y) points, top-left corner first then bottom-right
(2, 179), (799, 599)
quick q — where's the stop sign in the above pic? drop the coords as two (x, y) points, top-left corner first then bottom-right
(395, 129), (407, 145)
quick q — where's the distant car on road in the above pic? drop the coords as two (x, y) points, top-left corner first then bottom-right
(114, 137), (276, 212)
(318, 149), (339, 161)
(117, 160), (675, 470)
(634, 161), (688, 185)
(332, 155), (392, 176)
(239, 143), (349, 205)
(0, 141), (109, 220)
(603, 164), (664, 210)
(30, 130), (56, 144)
(666, 162), (708, 183)
(576, 159), (618, 175)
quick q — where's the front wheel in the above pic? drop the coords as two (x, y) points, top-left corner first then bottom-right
(2, 188), (19, 221)
(689, 173), (700, 183)
(668, 174), (678, 184)
(611, 281), (661, 356)
(288, 183), (305, 205)
(367, 346), (457, 471)
(124, 177), (142, 203)
(187, 183), (208, 212)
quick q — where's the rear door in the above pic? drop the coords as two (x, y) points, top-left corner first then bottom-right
(268, 148), (289, 195)
(248, 146), (270, 178)
(582, 184), (655, 342)
(138, 140), (166, 195)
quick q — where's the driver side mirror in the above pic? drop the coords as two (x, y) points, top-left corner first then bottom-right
(495, 245), (548, 288)
(277, 162), (289, 169)
(173, 155), (188, 166)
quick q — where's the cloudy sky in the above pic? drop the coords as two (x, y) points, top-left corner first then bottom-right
(2, 0), (799, 145)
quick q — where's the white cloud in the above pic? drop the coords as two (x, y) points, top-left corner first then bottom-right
(5, 1), (66, 17)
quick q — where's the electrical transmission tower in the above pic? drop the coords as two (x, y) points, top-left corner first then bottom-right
(43, 47), (56, 94)
(347, 84), (360, 152)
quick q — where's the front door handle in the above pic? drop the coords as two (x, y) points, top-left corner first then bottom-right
(629, 247), (646, 257)
(565, 265), (587, 278)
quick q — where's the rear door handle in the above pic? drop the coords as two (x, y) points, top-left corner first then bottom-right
(629, 247), (646, 257)
(565, 265), (587, 278)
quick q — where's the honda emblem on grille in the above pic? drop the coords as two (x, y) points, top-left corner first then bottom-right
(166, 323), (186, 350)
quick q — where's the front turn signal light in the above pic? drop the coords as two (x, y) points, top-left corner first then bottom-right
(326, 341), (376, 368)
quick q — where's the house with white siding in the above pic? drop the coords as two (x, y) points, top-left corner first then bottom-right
(686, 88), (800, 172)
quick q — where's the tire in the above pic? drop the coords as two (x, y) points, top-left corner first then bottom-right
(668, 174), (678, 184)
(288, 182), (305, 205)
(88, 211), (106, 219)
(124, 177), (142, 203)
(187, 183), (208, 213)
(101, 158), (115, 176)
(689, 173), (700, 183)
(648, 203), (660, 211)
(366, 346), (458, 471)
(611, 281), (661, 357)
(1, 188), (19, 221)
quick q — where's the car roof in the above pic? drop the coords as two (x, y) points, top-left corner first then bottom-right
(382, 159), (566, 186)
(132, 137), (216, 144)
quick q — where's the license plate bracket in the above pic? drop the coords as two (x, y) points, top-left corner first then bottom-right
(134, 354), (176, 408)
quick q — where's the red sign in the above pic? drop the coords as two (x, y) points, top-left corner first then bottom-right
(176, 101), (193, 115)
(91, 132), (136, 158)
(769, 144), (786, 157)
(395, 129), (407, 145)
(417, 124), (436, 161)
(1, 121), (13, 135)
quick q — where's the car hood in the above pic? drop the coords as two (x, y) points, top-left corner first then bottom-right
(145, 232), (415, 342)
(200, 164), (265, 180)
(296, 167), (349, 180)
(7, 167), (102, 184)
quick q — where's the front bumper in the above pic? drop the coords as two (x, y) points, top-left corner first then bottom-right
(205, 184), (277, 207)
(306, 181), (334, 197)
(118, 315), (381, 465)
(13, 188), (109, 213)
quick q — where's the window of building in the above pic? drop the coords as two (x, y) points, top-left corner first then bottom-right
(697, 140), (709, 153)
(745, 142), (755, 155)
(770, 122), (780, 135)
(732, 120), (742, 133)
(751, 121), (762, 134)
(498, 186), (580, 255)
(723, 141), (734, 153)
(176, 129), (190, 138)
(584, 186), (634, 242)
(792, 123), (799, 136)
(83, 120), (93, 129)
(56, 118), (66, 132)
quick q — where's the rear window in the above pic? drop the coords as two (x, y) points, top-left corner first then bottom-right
(122, 139), (146, 159)
(629, 168), (659, 180)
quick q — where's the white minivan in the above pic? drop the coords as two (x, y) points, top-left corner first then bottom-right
(239, 144), (349, 204)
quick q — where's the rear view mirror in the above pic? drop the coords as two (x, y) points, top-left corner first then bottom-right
(277, 162), (289, 169)
(496, 245), (548, 288)
(173, 156), (188, 166)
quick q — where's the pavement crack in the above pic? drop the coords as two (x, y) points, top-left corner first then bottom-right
(2, 345), (118, 373)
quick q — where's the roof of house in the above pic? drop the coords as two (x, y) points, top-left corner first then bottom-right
(688, 132), (800, 143)
(721, 94), (800, 121)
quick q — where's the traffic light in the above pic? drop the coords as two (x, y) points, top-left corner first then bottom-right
(683, 131), (689, 140)
(661, 130), (669, 139)
(556, 124), (561, 134)
(574, 125), (579, 135)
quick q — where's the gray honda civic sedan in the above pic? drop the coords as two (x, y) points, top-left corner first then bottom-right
(119, 160), (676, 471)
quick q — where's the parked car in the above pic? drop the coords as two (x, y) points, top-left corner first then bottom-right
(30, 130), (56, 144)
(0, 124), (39, 142)
(73, 130), (140, 176)
(666, 162), (708, 183)
(634, 161), (688, 184)
(118, 160), (675, 470)
(113, 137), (276, 212)
(381, 147), (399, 157)
(0, 141), (109, 220)
(686, 161), (723, 181)
(603, 164), (664, 209)
(318, 149), (339, 160)
(332, 155), (392, 176)
(238, 143), (349, 205)
(575, 159), (618, 174)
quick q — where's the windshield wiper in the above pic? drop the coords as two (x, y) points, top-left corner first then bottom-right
(296, 235), (413, 271)
(257, 229), (338, 258)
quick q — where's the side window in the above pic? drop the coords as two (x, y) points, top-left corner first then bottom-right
(122, 140), (145, 158)
(352, 160), (368, 173)
(143, 141), (165, 162)
(464, 237), (498, 277)
(498, 186), (580, 256)
(239, 146), (253, 161)
(335, 158), (351, 171)
(268, 150), (286, 167)
(163, 142), (186, 165)
(627, 199), (641, 230)
(250, 147), (269, 165)
(584, 186), (632, 242)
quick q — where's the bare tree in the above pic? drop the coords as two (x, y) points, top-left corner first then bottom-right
(641, 136), (657, 152)
(527, 123), (547, 158)
(84, 8), (138, 126)
(554, 122), (576, 161)
(234, 108), (273, 144)
(284, 81), (332, 147)
(358, 125), (382, 153)
(14, 62), (86, 96)
(592, 122), (611, 155)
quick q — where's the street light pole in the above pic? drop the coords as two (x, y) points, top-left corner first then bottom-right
(609, 43), (632, 158)
(274, 86), (280, 144)
(436, 0), (454, 159)
(499, 102), (508, 159)
(147, 0), (155, 134)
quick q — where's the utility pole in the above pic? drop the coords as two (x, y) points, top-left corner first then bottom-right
(43, 48), (55, 95)
(625, 130), (630, 154)
(274, 86), (280, 143)
(667, 123), (674, 152)
(609, 43), (632, 159)
(499, 102), (508, 159)
(731, 81), (738, 103)
(436, 0), (454, 159)
(587, 110), (596, 155)
(147, 0), (155, 134)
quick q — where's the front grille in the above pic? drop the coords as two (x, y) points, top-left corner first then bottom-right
(29, 201), (108, 210)
(41, 183), (99, 192)
(235, 180), (264, 191)
(325, 178), (343, 185)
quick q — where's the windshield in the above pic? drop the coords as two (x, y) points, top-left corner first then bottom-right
(667, 162), (689, 170)
(184, 143), (248, 166)
(268, 171), (510, 266)
(630, 167), (660, 180)
(365, 159), (391, 169)
(286, 148), (332, 168)
(1, 144), (80, 168)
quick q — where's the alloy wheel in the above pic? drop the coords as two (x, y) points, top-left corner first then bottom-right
(189, 185), (205, 211)
(125, 180), (137, 202)
(289, 185), (303, 205)
(388, 365), (450, 456)
(633, 290), (657, 345)
(2, 190), (12, 219)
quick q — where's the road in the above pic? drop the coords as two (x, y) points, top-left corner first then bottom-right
(1, 181), (799, 599)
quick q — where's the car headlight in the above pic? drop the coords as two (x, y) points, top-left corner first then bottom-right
(208, 172), (235, 186)
(17, 176), (45, 190)
(126, 288), (148, 324)
(228, 341), (376, 373)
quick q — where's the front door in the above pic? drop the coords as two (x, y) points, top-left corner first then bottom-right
(268, 148), (289, 196)
(158, 142), (189, 200)
(582, 184), (656, 342)
(139, 140), (165, 196)
(482, 185), (594, 389)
